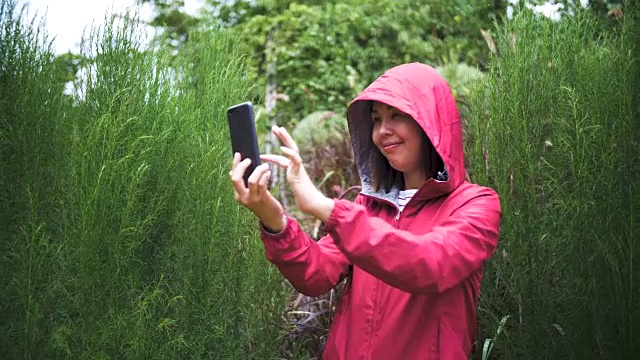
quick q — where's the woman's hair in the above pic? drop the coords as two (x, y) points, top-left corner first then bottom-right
(371, 125), (444, 192)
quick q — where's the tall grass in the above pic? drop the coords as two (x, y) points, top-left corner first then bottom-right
(1, 1), (284, 358)
(467, 6), (637, 359)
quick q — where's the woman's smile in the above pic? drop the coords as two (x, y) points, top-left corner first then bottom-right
(382, 141), (402, 153)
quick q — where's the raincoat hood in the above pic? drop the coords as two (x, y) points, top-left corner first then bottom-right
(347, 63), (465, 201)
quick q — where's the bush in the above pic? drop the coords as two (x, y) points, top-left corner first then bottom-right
(467, 6), (637, 359)
(0, 1), (284, 358)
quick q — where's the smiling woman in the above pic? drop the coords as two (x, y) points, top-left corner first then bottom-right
(230, 62), (502, 359)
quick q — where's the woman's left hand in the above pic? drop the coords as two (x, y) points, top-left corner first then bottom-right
(261, 126), (334, 222)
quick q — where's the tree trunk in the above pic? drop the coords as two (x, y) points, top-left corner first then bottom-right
(264, 28), (288, 210)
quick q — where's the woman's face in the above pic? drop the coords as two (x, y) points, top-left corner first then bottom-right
(371, 101), (425, 183)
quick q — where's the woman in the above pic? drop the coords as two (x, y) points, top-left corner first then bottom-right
(230, 63), (501, 359)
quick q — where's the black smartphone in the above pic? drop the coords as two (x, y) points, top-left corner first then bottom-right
(227, 102), (261, 187)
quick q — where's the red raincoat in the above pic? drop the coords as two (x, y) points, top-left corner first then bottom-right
(261, 63), (501, 359)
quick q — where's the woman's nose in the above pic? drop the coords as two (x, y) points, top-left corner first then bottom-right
(377, 118), (393, 135)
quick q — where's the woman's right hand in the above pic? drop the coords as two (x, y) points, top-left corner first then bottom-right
(230, 152), (286, 232)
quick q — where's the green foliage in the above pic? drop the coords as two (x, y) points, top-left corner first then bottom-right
(138, 0), (200, 50)
(292, 111), (349, 156)
(291, 111), (358, 205)
(436, 59), (484, 109)
(50, 52), (83, 91)
(223, 0), (505, 128)
(0, 1), (284, 358)
(435, 59), (484, 146)
(466, 6), (636, 359)
(0, 2), (69, 356)
(142, 0), (502, 196)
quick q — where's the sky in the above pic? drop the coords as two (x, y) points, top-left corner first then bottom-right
(508, 0), (590, 20)
(18, 0), (204, 54)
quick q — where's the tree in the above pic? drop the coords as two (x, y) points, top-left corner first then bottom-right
(219, 0), (507, 129)
(137, 0), (200, 51)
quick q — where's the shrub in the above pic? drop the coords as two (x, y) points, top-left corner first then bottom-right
(0, 1), (284, 358)
(467, 6), (637, 359)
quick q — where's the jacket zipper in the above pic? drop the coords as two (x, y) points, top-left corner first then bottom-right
(362, 193), (422, 355)
(359, 193), (402, 357)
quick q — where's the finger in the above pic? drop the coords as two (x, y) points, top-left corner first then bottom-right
(261, 154), (291, 168)
(280, 146), (303, 166)
(230, 153), (241, 177)
(231, 158), (252, 192)
(258, 168), (271, 189)
(272, 126), (300, 153)
(247, 163), (270, 195)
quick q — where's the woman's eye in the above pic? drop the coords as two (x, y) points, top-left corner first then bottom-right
(371, 117), (380, 123)
(392, 112), (410, 121)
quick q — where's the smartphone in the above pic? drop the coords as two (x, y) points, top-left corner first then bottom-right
(227, 102), (261, 187)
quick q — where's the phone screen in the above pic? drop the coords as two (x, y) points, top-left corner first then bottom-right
(227, 102), (261, 186)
